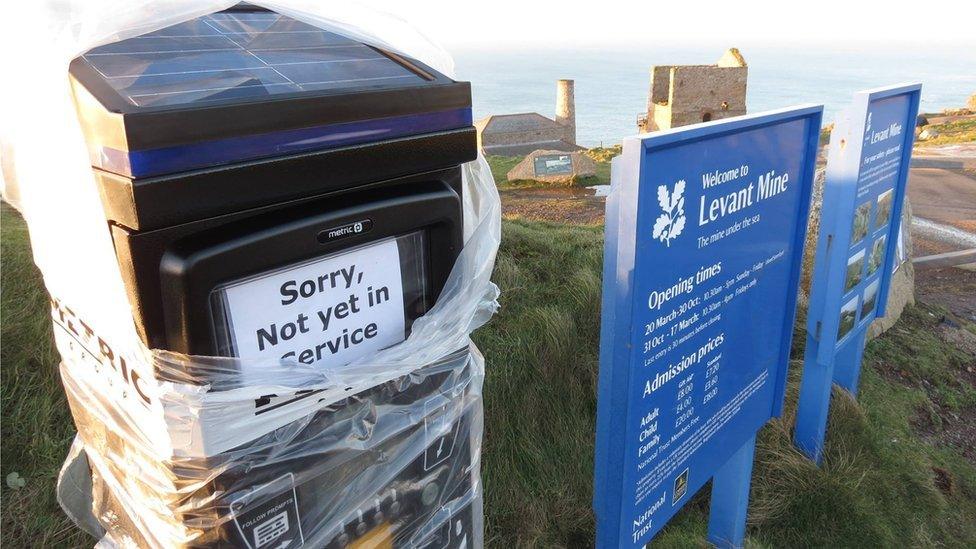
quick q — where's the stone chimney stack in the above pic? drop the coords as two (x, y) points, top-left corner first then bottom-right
(555, 79), (576, 144)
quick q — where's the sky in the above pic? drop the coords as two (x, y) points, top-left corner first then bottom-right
(355, 0), (976, 49)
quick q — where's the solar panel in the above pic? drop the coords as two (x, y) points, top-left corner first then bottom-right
(81, 10), (424, 108)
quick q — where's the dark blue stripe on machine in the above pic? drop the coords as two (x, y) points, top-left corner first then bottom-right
(98, 108), (473, 178)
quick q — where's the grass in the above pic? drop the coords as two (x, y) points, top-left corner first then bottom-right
(474, 220), (604, 546)
(584, 146), (619, 184)
(486, 155), (524, 186)
(820, 124), (834, 146)
(583, 145), (621, 164)
(916, 117), (976, 147)
(472, 220), (976, 547)
(867, 307), (976, 414)
(3, 207), (975, 547)
(1, 203), (89, 547)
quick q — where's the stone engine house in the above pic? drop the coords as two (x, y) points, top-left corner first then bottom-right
(638, 48), (748, 132)
(475, 79), (582, 156)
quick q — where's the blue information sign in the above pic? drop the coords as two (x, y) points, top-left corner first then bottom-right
(794, 84), (921, 462)
(595, 106), (823, 548)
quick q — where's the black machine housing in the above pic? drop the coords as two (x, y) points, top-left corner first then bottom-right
(67, 4), (480, 548)
(68, 4), (477, 354)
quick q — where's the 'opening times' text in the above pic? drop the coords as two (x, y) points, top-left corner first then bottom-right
(633, 247), (786, 463)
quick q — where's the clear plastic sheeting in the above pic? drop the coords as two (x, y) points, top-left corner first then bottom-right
(2, 1), (500, 547)
(60, 347), (485, 548)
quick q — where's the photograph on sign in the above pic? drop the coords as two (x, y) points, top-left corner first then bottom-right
(838, 296), (858, 340)
(850, 202), (871, 245)
(844, 249), (865, 292)
(862, 280), (880, 318)
(875, 190), (894, 228)
(868, 236), (886, 275)
(595, 105), (822, 548)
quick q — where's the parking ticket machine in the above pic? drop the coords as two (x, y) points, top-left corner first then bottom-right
(67, 4), (481, 547)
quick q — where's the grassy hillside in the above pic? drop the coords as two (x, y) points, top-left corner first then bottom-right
(915, 117), (976, 147)
(474, 220), (976, 547)
(2, 206), (975, 547)
(486, 155), (524, 185)
(1, 204), (88, 547)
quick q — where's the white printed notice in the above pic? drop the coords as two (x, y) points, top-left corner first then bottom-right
(216, 238), (406, 373)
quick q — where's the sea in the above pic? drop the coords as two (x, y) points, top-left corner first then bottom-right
(453, 43), (976, 147)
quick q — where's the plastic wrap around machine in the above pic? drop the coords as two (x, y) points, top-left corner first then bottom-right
(64, 4), (482, 547)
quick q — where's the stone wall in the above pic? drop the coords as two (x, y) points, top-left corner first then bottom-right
(476, 80), (579, 154)
(640, 49), (748, 132)
(666, 65), (747, 125)
(555, 80), (577, 144)
(478, 113), (576, 147)
(649, 66), (671, 107)
(477, 119), (575, 148)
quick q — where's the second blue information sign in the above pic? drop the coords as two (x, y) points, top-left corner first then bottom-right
(794, 83), (921, 463)
(595, 105), (823, 547)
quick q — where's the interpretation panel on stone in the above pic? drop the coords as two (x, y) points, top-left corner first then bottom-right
(533, 154), (573, 176)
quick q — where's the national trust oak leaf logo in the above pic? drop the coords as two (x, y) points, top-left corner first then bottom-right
(652, 179), (686, 247)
